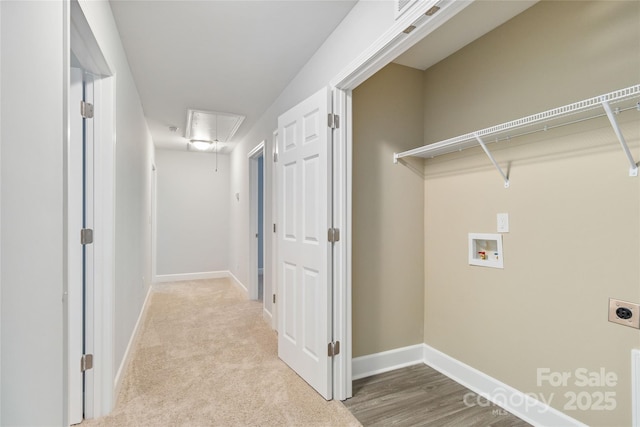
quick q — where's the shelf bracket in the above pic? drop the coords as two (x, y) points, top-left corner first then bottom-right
(601, 99), (638, 177)
(474, 134), (510, 188)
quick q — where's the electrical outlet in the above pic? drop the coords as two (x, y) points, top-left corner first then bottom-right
(497, 213), (509, 233)
(608, 298), (640, 329)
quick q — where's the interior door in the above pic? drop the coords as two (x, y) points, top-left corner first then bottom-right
(277, 87), (332, 399)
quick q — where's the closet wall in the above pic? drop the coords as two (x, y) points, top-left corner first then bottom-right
(352, 63), (425, 357)
(421, 2), (640, 426)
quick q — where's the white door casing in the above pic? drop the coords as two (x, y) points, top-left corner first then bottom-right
(69, 68), (96, 424)
(271, 129), (279, 331)
(70, 1), (116, 417)
(83, 72), (96, 418)
(248, 141), (265, 302)
(277, 87), (332, 399)
(69, 67), (84, 426)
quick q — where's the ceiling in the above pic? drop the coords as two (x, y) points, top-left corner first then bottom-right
(394, 0), (537, 71)
(109, 0), (537, 154)
(109, 0), (357, 153)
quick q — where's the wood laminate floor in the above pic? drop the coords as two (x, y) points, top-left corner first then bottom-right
(343, 364), (531, 427)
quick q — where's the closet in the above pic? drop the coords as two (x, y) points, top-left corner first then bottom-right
(351, 1), (640, 426)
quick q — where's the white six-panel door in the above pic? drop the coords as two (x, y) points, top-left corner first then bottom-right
(277, 87), (332, 399)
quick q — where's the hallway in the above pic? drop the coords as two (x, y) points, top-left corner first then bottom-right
(84, 279), (358, 426)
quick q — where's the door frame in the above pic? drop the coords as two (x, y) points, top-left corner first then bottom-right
(326, 0), (471, 401)
(69, 0), (116, 419)
(68, 66), (84, 425)
(270, 129), (278, 330)
(248, 141), (265, 302)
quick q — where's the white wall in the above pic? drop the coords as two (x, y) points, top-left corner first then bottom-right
(0, 1), (154, 423)
(78, 0), (155, 387)
(1, 2), (66, 424)
(229, 0), (395, 295)
(155, 149), (230, 276)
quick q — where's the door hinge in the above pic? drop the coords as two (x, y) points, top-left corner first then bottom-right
(273, 223), (277, 233)
(80, 228), (94, 245)
(328, 227), (340, 243)
(80, 101), (94, 119)
(273, 294), (276, 304)
(81, 354), (93, 372)
(273, 152), (279, 162)
(328, 113), (340, 129)
(328, 341), (340, 357)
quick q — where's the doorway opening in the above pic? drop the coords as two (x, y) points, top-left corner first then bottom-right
(248, 141), (265, 305)
(69, 0), (116, 421)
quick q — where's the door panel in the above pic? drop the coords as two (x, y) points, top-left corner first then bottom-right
(277, 87), (332, 399)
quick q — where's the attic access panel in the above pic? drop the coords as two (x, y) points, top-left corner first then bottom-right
(185, 109), (245, 153)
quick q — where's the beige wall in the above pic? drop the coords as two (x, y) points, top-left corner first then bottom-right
(421, 2), (640, 426)
(352, 63), (425, 357)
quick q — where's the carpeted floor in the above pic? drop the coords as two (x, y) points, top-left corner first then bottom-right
(83, 278), (360, 427)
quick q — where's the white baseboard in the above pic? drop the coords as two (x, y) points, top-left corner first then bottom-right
(352, 344), (424, 380)
(633, 349), (640, 427)
(422, 344), (586, 427)
(152, 270), (249, 299)
(112, 271), (251, 401)
(153, 270), (228, 283)
(352, 344), (585, 427)
(227, 270), (248, 297)
(113, 285), (152, 399)
(263, 307), (273, 325)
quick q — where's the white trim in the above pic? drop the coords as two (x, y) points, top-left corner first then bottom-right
(113, 285), (152, 400)
(247, 140), (265, 159)
(263, 308), (273, 325)
(227, 270), (249, 297)
(271, 129), (278, 331)
(93, 72), (116, 419)
(0, 2), (3, 419)
(423, 344), (586, 427)
(248, 142), (265, 302)
(153, 271), (229, 283)
(327, 0), (472, 404)
(633, 349), (640, 427)
(352, 344), (425, 380)
(69, 2), (116, 418)
(344, 91), (353, 399)
(353, 344), (586, 427)
(67, 66), (84, 425)
(331, 0), (471, 90)
(331, 88), (352, 400)
(151, 163), (157, 291)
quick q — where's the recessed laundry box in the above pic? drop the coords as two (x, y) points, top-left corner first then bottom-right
(468, 233), (503, 269)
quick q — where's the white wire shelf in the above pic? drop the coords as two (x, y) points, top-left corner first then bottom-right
(394, 84), (640, 187)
